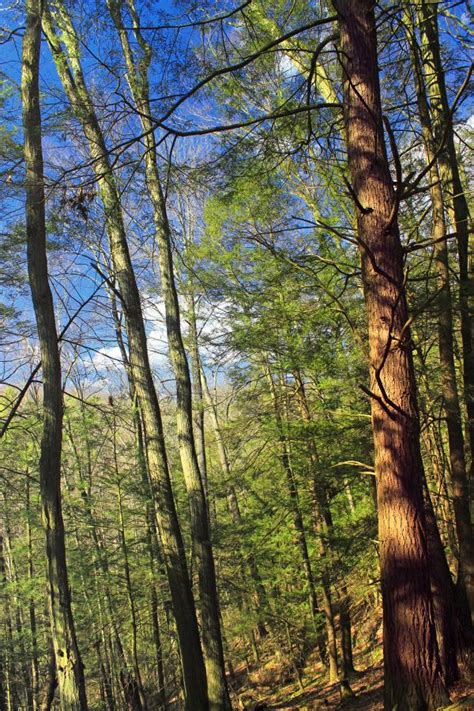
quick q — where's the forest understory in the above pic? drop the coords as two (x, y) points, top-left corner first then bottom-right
(230, 612), (474, 710)
(1, 0), (474, 710)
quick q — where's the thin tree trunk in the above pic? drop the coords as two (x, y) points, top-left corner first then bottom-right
(26, 479), (40, 710)
(0, 652), (5, 711)
(112, 287), (169, 710)
(292, 370), (339, 683)
(339, 584), (356, 678)
(39, 649), (57, 711)
(334, 1), (449, 707)
(405, 16), (466, 681)
(0, 531), (16, 711)
(187, 290), (209, 499)
(116, 479), (146, 711)
(42, 6), (208, 707)
(201, 366), (269, 637)
(140, 426), (168, 711)
(22, 2), (87, 707)
(416, 0), (474, 628)
(3, 508), (34, 710)
(111, 400), (147, 711)
(422, 479), (459, 685)
(264, 364), (322, 631)
(106, 5), (230, 706)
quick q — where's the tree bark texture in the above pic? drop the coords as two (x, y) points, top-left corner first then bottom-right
(334, 1), (449, 707)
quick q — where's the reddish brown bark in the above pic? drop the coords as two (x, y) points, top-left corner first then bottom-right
(334, 1), (449, 707)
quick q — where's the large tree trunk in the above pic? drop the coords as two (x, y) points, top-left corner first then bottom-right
(22, 2), (88, 707)
(105, 5), (230, 707)
(42, 5), (208, 708)
(416, 0), (474, 628)
(334, 1), (449, 707)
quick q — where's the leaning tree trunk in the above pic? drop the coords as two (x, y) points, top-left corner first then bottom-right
(22, 1), (88, 707)
(334, 1), (449, 708)
(106, 4), (230, 707)
(42, 5), (208, 707)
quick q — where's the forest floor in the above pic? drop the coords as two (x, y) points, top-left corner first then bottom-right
(233, 659), (474, 710)
(231, 621), (474, 710)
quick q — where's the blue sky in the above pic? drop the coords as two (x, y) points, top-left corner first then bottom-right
(0, 0), (472, 398)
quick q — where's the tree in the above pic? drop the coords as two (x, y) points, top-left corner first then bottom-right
(21, 0), (87, 706)
(106, 4), (230, 706)
(42, 3), (208, 706)
(334, 1), (449, 707)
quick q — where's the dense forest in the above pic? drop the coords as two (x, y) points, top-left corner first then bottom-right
(0, 0), (473, 709)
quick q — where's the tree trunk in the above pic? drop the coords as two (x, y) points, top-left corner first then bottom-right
(39, 649), (57, 711)
(187, 289), (209, 499)
(202, 366), (269, 638)
(339, 584), (356, 678)
(416, 0), (474, 628)
(422, 480), (459, 685)
(22, 2), (88, 707)
(106, 5), (230, 707)
(116, 480), (146, 711)
(292, 370), (339, 682)
(112, 398), (147, 711)
(0, 531), (16, 711)
(264, 364), (324, 637)
(3, 508), (35, 710)
(26, 479), (40, 710)
(405, 12), (466, 681)
(334, 1), (449, 707)
(42, 6), (208, 708)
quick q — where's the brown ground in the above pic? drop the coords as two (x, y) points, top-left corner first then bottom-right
(232, 654), (474, 710)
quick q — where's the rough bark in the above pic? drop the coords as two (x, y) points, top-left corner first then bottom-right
(42, 5), (208, 707)
(334, 1), (449, 707)
(22, 2), (88, 707)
